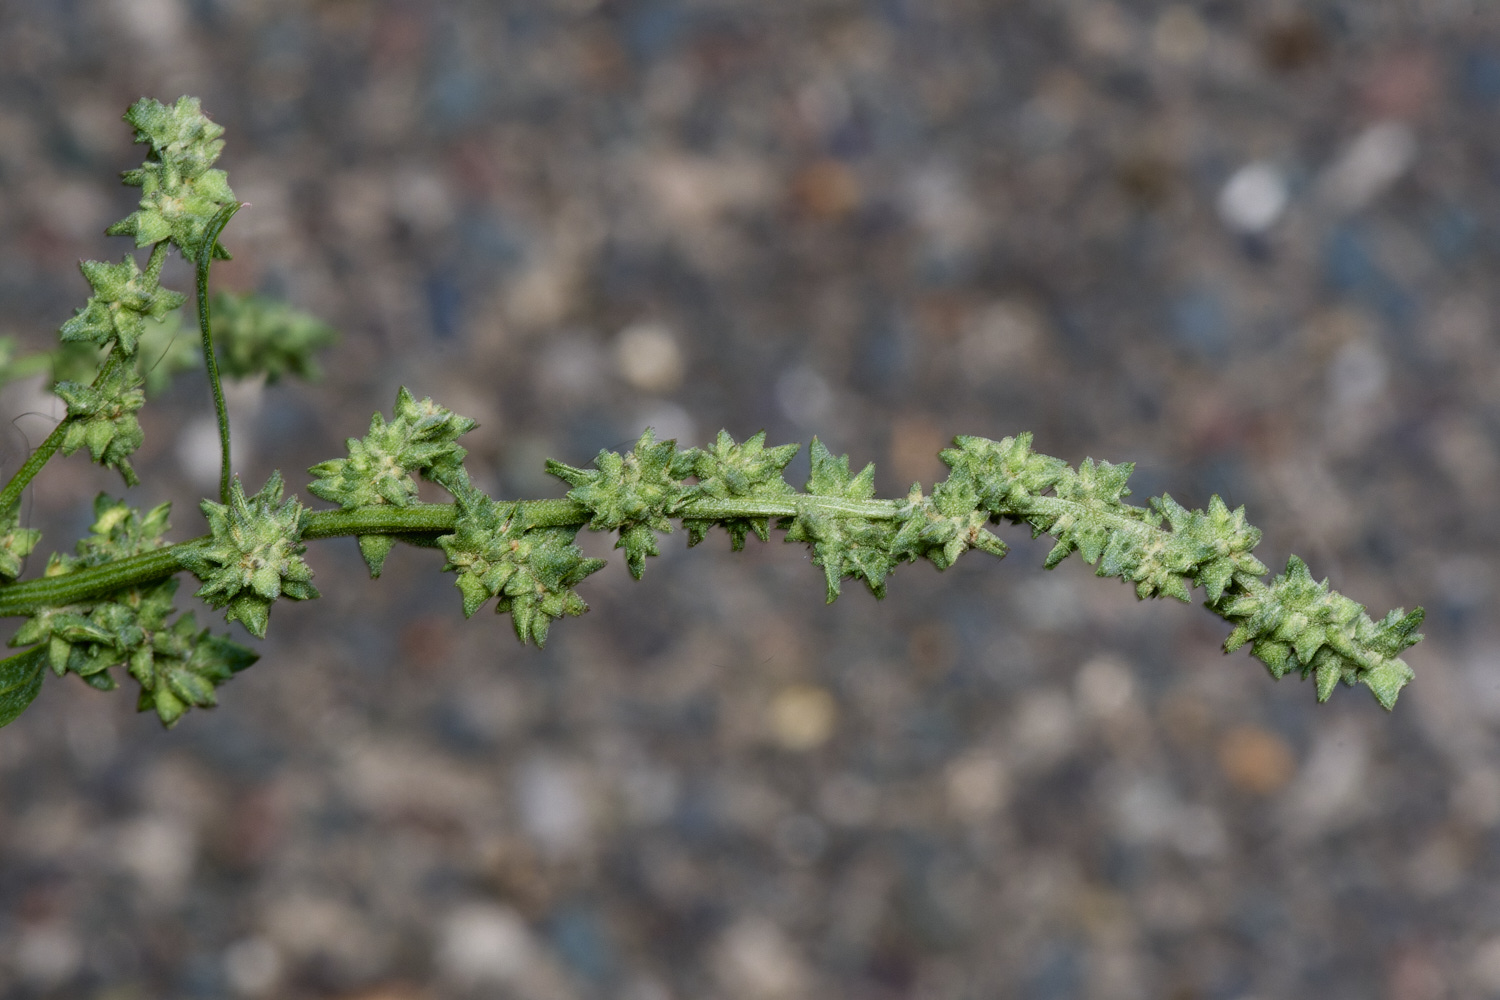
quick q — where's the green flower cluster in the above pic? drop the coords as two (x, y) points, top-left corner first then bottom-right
(0, 500), (41, 582)
(106, 96), (237, 262)
(60, 255), (187, 355)
(9, 496), (256, 726)
(177, 473), (318, 639)
(683, 430), (800, 550)
(308, 387), (474, 575)
(43, 96), (241, 489)
(438, 477), (606, 646)
(547, 430), (695, 579)
(1222, 557), (1424, 710)
(542, 428), (1420, 707)
(210, 291), (337, 383)
(53, 360), (146, 485)
(938, 433), (1422, 708)
(782, 439), (900, 601)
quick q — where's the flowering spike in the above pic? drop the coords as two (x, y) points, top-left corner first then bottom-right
(106, 96), (236, 261)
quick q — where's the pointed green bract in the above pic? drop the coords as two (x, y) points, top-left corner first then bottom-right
(682, 430), (800, 550)
(54, 361), (147, 485)
(0, 500), (41, 582)
(60, 255), (186, 356)
(891, 477), (1007, 570)
(782, 438), (898, 601)
(7, 496), (256, 727)
(438, 476), (605, 646)
(939, 434), (1418, 708)
(309, 387), (475, 510)
(107, 97), (236, 261)
(178, 472), (318, 638)
(308, 387), (475, 576)
(547, 429), (695, 579)
(131, 613), (258, 727)
(0, 648), (47, 728)
(1219, 557), (1423, 710)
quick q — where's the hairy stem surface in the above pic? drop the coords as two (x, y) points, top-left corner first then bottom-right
(0, 494), (902, 615)
(196, 203), (241, 505)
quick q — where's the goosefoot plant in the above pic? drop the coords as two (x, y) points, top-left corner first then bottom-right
(0, 97), (1424, 729)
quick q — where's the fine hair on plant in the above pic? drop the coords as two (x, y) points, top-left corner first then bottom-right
(0, 96), (1424, 730)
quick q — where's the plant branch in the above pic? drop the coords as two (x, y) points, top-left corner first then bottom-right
(195, 203), (241, 505)
(0, 493), (903, 616)
(0, 350), (133, 513)
(0, 421), (69, 516)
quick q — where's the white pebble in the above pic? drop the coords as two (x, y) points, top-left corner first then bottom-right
(616, 320), (684, 393)
(436, 904), (534, 986)
(1217, 162), (1288, 234)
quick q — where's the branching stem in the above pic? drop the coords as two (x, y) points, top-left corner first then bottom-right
(0, 351), (129, 514)
(0, 493), (901, 615)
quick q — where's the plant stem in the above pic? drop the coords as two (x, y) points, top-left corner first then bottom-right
(0, 421), (68, 517)
(196, 204), (241, 506)
(0, 350), (130, 516)
(0, 493), (904, 615)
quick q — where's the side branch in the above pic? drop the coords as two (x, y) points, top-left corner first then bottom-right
(0, 494), (899, 615)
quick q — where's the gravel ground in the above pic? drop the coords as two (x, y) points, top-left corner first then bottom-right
(0, 2), (1496, 998)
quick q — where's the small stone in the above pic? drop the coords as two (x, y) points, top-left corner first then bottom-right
(1217, 725), (1296, 795)
(615, 320), (684, 393)
(1319, 121), (1417, 211)
(1473, 935), (1500, 992)
(945, 752), (1009, 821)
(224, 937), (282, 996)
(517, 755), (592, 855)
(712, 918), (809, 999)
(768, 684), (837, 751)
(774, 366), (833, 427)
(1217, 162), (1288, 234)
(14, 923), (82, 987)
(793, 160), (860, 219)
(436, 904), (534, 986)
(1074, 656), (1136, 719)
(117, 814), (197, 901)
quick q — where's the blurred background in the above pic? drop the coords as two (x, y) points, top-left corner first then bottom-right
(0, 1), (1494, 997)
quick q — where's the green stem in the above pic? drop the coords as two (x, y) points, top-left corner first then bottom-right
(0, 493), (904, 615)
(145, 241), (169, 285)
(196, 204), (241, 506)
(0, 422), (68, 517)
(0, 351), (129, 515)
